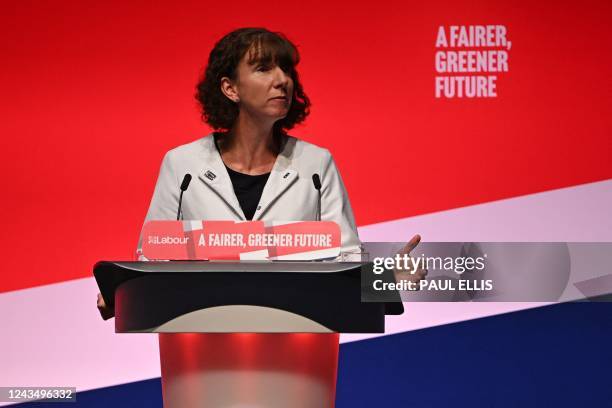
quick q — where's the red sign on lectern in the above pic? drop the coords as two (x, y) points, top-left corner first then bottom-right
(140, 220), (341, 261)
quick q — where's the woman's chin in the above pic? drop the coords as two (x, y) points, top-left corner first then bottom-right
(265, 110), (289, 121)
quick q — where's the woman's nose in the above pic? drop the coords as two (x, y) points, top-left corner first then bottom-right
(272, 66), (290, 87)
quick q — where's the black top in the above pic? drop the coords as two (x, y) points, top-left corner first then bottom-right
(225, 165), (270, 220)
(213, 133), (271, 220)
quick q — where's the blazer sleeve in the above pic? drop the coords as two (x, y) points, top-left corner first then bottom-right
(144, 151), (181, 222)
(320, 149), (362, 257)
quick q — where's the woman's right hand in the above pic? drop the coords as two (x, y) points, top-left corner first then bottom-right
(97, 293), (115, 320)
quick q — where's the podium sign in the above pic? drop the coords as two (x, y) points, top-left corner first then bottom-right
(141, 220), (341, 261)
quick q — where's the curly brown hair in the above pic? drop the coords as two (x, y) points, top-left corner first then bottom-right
(195, 28), (311, 132)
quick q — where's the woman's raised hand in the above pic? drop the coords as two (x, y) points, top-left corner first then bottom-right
(394, 234), (428, 287)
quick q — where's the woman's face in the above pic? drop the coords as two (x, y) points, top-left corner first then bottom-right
(223, 49), (294, 124)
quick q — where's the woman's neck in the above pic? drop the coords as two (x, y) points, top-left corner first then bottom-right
(219, 112), (280, 175)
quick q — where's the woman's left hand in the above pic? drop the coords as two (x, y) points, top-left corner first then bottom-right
(393, 234), (428, 288)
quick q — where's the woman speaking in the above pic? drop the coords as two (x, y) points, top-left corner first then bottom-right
(142, 27), (361, 253)
(97, 27), (425, 318)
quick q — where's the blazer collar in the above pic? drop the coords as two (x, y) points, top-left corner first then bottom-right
(197, 134), (299, 221)
(198, 135), (245, 220)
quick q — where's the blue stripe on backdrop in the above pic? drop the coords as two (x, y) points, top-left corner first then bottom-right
(16, 303), (612, 407)
(337, 302), (612, 407)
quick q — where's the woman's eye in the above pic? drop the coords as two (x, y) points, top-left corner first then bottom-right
(256, 65), (270, 72)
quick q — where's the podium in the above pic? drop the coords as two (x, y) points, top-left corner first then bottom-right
(94, 261), (402, 407)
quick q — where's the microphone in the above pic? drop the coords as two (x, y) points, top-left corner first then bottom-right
(177, 174), (192, 220)
(312, 174), (322, 221)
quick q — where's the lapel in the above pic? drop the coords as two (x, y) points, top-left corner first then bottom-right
(197, 136), (246, 220)
(197, 134), (300, 221)
(252, 137), (299, 221)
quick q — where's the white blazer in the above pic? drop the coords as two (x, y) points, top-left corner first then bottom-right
(143, 134), (361, 253)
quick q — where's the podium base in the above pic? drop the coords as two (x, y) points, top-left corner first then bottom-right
(159, 333), (339, 408)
